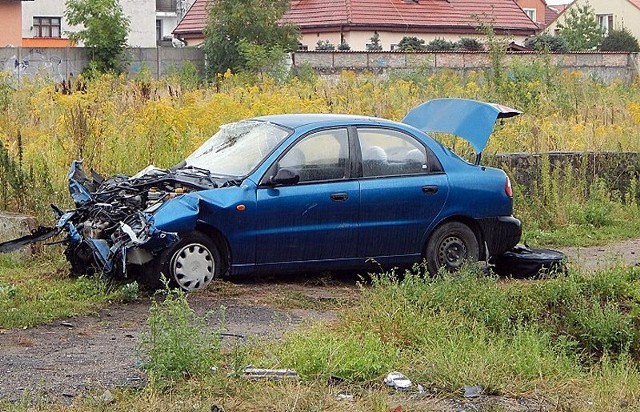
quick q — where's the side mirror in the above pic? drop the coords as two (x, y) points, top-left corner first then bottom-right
(268, 167), (300, 186)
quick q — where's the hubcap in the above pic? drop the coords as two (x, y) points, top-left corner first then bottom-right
(437, 236), (468, 270)
(170, 243), (215, 291)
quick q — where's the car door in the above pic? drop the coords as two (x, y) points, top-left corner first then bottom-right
(357, 127), (449, 261)
(255, 127), (359, 267)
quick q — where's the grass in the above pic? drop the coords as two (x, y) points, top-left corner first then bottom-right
(4, 264), (640, 411)
(0, 249), (138, 329)
(140, 284), (223, 385)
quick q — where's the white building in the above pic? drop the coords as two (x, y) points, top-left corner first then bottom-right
(20, 0), (195, 48)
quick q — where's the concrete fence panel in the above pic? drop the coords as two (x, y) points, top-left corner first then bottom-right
(487, 151), (640, 198)
(0, 47), (205, 82)
(1, 48), (637, 83)
(292, 51), (639, 83)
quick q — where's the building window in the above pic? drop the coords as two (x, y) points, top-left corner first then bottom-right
(33, 17), (61, 38)
(523, 8), (536, 22)
(156, 19), (162, 41)
(390, 44), (399, 51)
(156, 0), (177, 12)
(597, 14), (614, 34)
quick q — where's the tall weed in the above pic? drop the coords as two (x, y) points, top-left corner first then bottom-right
(140, 284), (222, 384)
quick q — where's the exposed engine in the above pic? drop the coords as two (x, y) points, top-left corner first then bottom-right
(57, 161), (229, 277)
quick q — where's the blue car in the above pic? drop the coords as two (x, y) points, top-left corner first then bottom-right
(0, 98), (522, 291)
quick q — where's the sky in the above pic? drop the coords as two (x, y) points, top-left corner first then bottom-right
(546, 0), (572, 4)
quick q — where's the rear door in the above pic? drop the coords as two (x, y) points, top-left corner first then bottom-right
(357, 127), (449, 261)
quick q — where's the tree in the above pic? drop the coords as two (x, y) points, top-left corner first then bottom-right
(525, 34), (569, 52)
(64, 0), (130, 74)
(600, 28), (640, 52)
(367, 32), (383, 51)
(556, 2), (605, 51)
(203, 0), (299, 76)
(397, 36), (426, 51)
(238, 40), (288, 80)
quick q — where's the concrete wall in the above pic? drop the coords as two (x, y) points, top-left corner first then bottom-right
(0, 47), (205, 82)
(292, 51), (640, 83)
(0, 48), (638, 84)
(488, 151), (640, 198)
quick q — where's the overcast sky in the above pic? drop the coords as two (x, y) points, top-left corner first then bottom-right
(545, 0), (572, 5)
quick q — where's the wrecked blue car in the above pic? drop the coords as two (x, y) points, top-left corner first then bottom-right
(0, 98), (522, 291)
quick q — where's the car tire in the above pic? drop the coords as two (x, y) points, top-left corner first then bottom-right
(425, 222), (479, 275)
(151, 231), (222, 292)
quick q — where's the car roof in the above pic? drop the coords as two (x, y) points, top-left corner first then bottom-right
(254, 113), (397, 129)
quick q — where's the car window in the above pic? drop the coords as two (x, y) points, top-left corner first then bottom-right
(185, 120), (291, 177)
(279, 128), (349, 183)
(358, 128), (434, 177)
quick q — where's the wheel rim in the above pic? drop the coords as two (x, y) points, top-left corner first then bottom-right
(437, 235), (468, 270)
(170, 243), (215, 291)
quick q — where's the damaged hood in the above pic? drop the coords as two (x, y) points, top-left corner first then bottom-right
(67, 160), (226, 207)
(402, 98), (521, 156)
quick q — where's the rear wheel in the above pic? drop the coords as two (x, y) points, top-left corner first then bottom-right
(150, 231), (222, 292)
(425, 222), (479, 275)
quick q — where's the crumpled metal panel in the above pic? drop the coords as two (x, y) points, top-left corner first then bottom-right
(67, 160), (94, 206)
(151, 193), (201, 233)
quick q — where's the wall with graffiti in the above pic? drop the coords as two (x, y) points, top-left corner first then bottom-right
(0, 47), (205, 83)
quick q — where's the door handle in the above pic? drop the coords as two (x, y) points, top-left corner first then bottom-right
(330, 192), (348, 202)
(422, 185), (439, 194)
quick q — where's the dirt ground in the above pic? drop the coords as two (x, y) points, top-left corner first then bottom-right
(0, 239), (638, 406)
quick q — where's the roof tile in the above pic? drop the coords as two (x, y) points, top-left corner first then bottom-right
(175, 0), (538, 37)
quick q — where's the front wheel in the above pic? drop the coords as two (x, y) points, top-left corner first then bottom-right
(425, 222), (479, 275)
(151, 231), (222, 292)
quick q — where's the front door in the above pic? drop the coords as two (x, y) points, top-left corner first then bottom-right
(255, 128), (359, 266)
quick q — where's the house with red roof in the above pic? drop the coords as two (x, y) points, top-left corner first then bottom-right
(514, 0), (564, 30)
(174, 0), (539, 50)
(546, 0), (640, 40)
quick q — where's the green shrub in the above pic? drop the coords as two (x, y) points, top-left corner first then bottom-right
(315, 40), (335, 51)
(275, 324), (399, 382)
(166, 61), (201, 92)
(267, 265), (640, 394)
(337, 41), (351, 51)
(426, 38), (456, 51)
(525, 34), (570, 52)
(569, 301), (635, 356)
(397, 36), (426, 51)
(568, 179), (615, 227)
(140, 285), (222, 383)
(456, 37), (483, 51)
(600, 28), (640, 52)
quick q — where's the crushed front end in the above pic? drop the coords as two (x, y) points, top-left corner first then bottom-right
(39, 160), (220, 279)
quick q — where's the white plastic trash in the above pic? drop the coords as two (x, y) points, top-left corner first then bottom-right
(384, 371), (412, 389)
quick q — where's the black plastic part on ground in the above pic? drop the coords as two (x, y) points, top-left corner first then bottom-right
(0, 226), (59, 253)
(490, 245), (566, 278)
